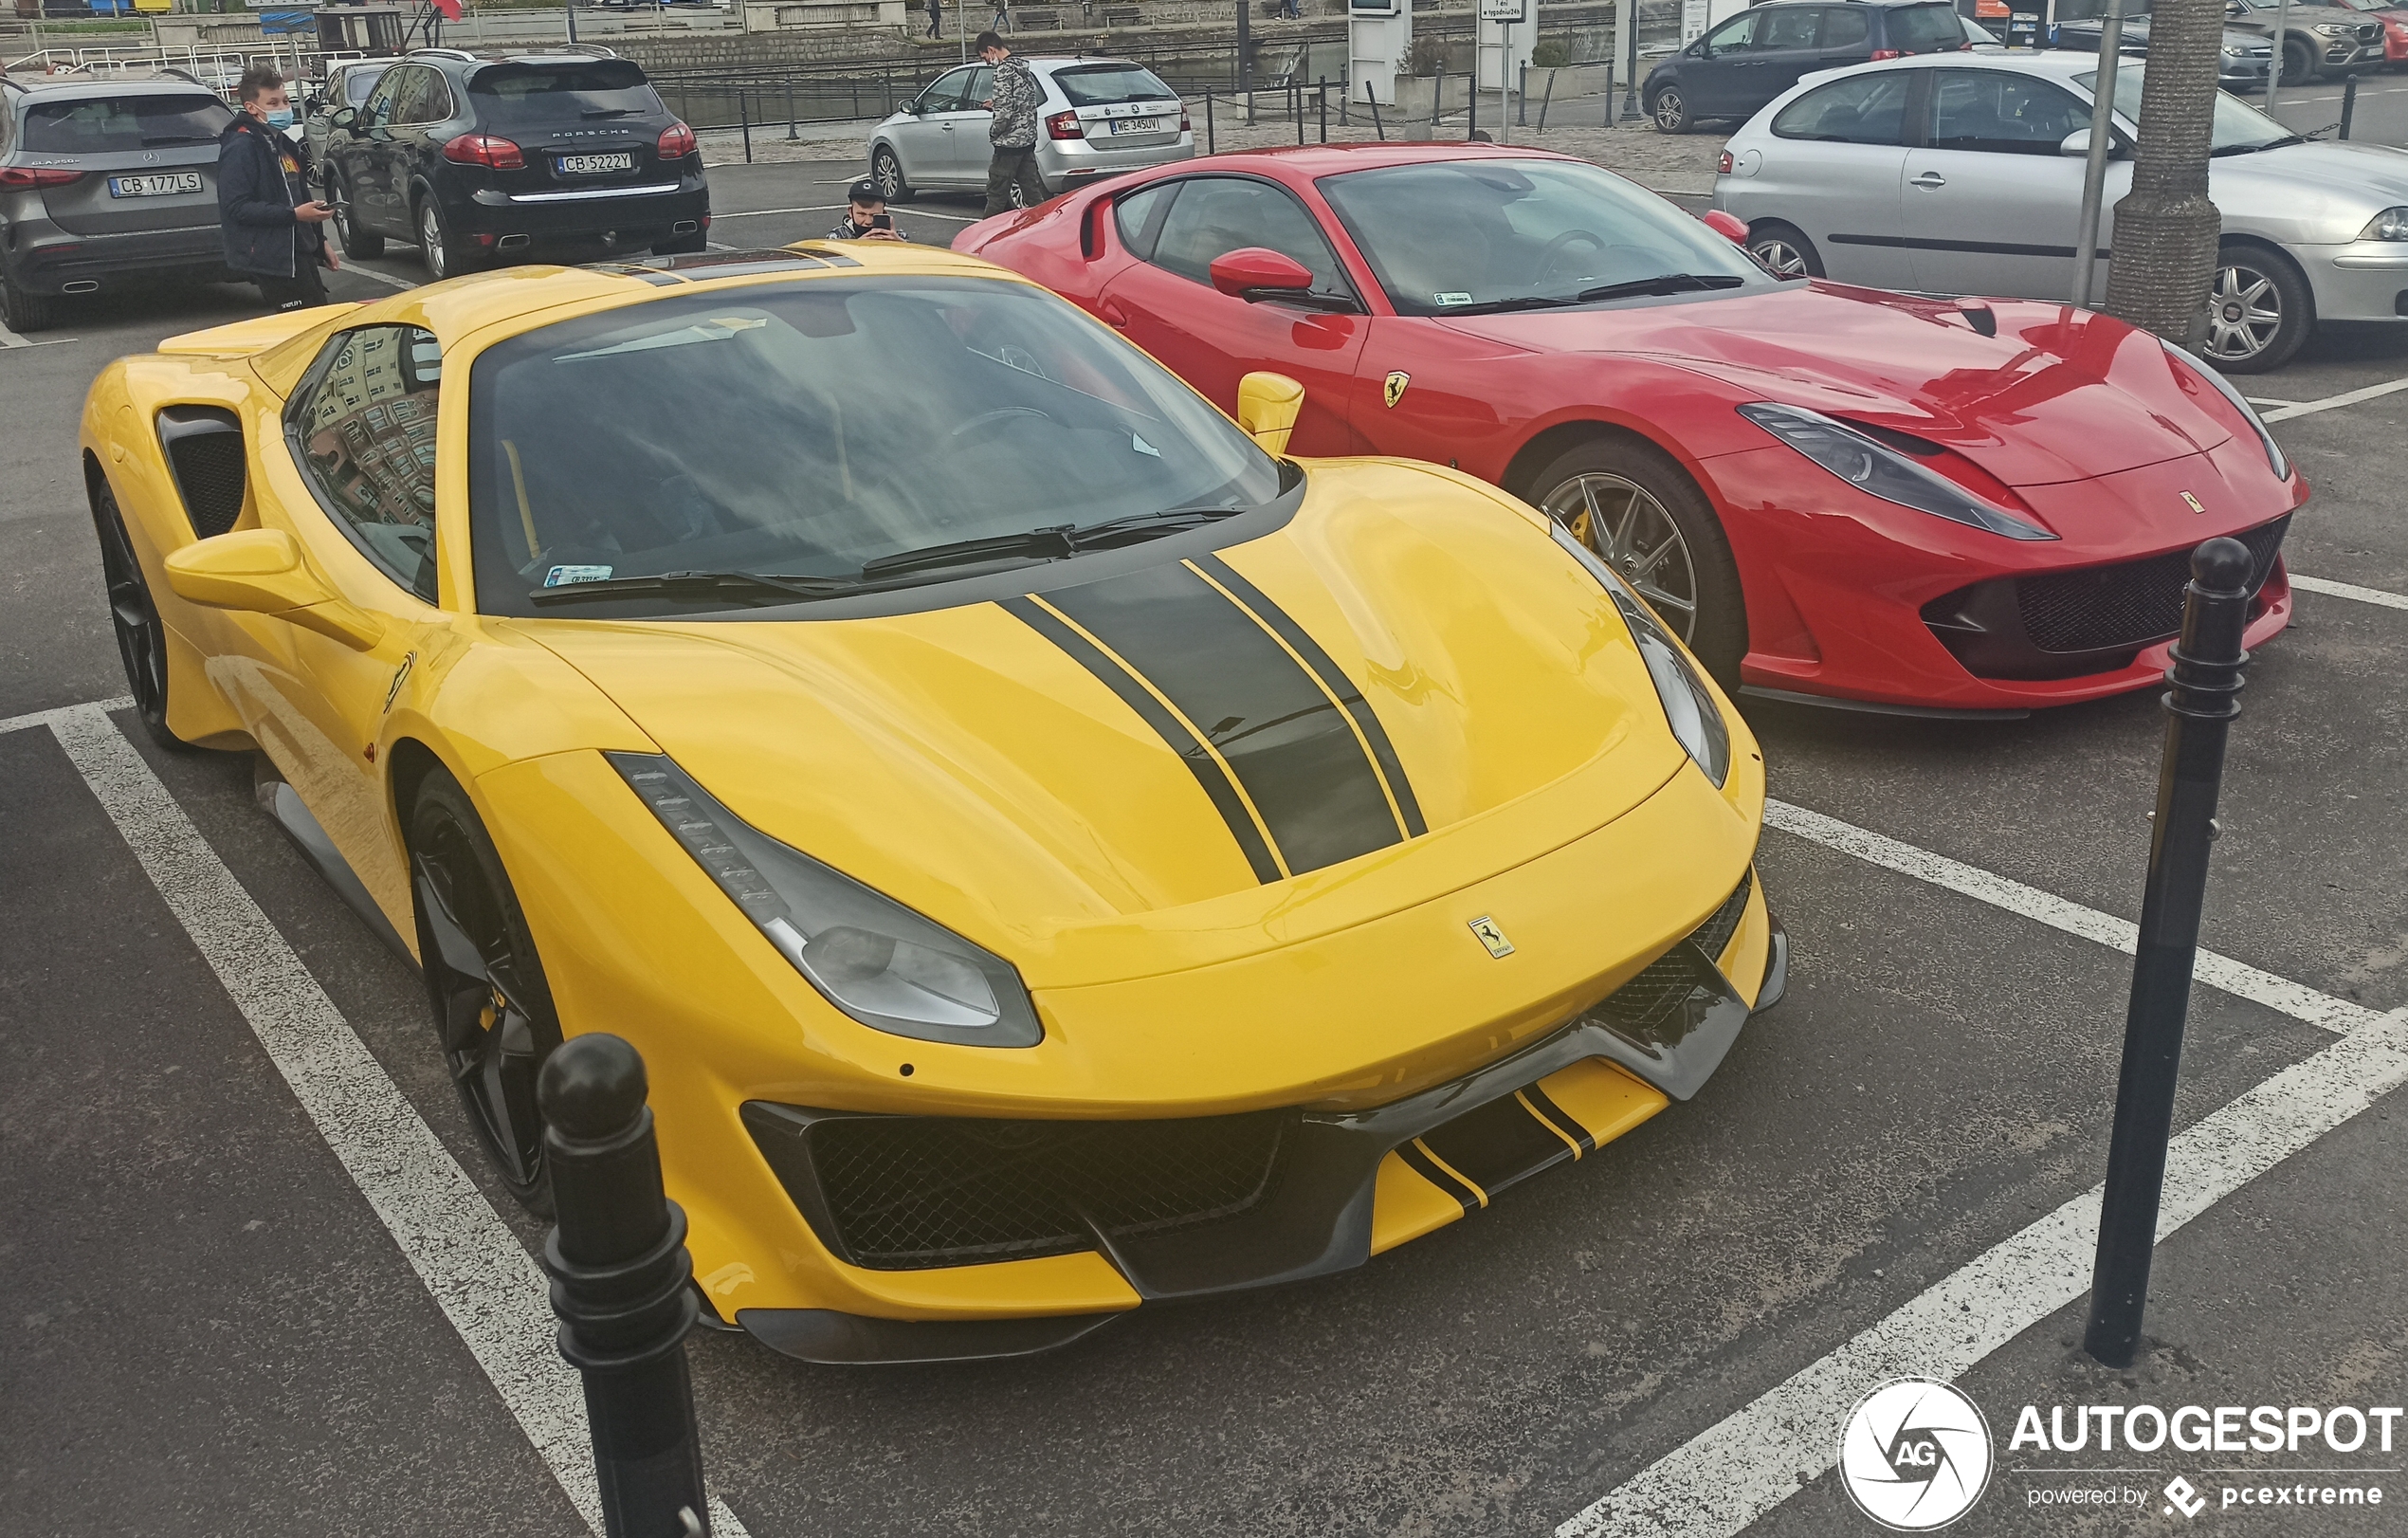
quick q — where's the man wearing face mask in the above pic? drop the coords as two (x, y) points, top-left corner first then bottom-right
(217, 65), (339, 312)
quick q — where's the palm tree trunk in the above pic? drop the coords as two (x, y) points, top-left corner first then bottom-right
(2100, 0), (2225, 345)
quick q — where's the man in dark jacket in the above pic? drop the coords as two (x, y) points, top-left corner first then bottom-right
(976, 32), (1046, 216)
(218, 66), (337, 312)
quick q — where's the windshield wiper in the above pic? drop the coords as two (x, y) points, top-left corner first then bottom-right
(859, 506), (1249, 580)
(527, 570), (859, 606)
(142, 134), (219, 145)
(1575, 272), (1747, 302)
(581, 107), (645, 119)
(2214, 135), (2308, 156)
(1436, 294), (1591, 317)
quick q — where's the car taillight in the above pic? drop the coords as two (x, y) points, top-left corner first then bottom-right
(1046, 110), (1085, 140)
(441, 132), (524, 170)
(1179, 104), (1192, 132)
(1718, 150), (1734, 174)
(0, 166), (85, 191)
(658, 120), (697, 159)
(1870, 47), (1902, 60)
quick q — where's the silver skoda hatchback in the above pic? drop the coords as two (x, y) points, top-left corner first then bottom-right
(867, 56), (1194, 210)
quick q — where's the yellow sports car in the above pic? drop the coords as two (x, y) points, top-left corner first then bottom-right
(81, 244), (1782, 1364)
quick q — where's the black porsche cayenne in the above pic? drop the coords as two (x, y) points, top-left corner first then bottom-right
(320, 46), (709, 281)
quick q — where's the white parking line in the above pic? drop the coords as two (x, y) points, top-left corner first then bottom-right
(342, 263), (419, 291)
(2292, 572), (2408, 613)
(2260, 376), (2408, 422)
(1556, 1004), (2408, 1538)
(46, 704), (748, 1538)
(1763, 799), (2386, 1036)
(715, 202), (981, 223)
(0, 318), (79, 348)
(0, 694), (132, 738)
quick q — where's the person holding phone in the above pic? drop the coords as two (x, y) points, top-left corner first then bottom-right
(827, 179), (908, 243)
(217, 65), (339, 313)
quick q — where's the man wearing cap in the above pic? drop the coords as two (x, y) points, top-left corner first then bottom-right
(827, 179), (907, 242)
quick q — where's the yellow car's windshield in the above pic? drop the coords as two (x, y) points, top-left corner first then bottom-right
(466, 277), (1283, 616)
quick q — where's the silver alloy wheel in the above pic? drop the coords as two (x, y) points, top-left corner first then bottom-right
(2204, 260), (2282, 364)
(873, 147), (903, 199)
(1541, 471), (1701, 640)
(1653, 89), (1686, 131)
(420, 202), (446, 280)
(1749, 237), (1808, 278)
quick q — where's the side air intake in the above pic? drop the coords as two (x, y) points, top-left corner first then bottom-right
(155, 406), (246, 539)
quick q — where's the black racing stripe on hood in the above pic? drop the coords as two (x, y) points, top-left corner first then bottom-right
(1188, 552), (1427, 839)
(999, 595), (1283, 886)
(1041, 562), (1406, 877)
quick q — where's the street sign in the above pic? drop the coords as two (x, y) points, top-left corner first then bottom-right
(257, 9), (319, 33)
(1478, 0), (1527, 20)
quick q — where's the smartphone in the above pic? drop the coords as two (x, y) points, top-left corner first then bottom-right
(869, 213), (894, 231)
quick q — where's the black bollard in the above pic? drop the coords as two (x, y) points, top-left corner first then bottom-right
(2081, 538), (2256, 1368)
(2341, 75), (2357, 140)
(540, 1034), (712, 1538)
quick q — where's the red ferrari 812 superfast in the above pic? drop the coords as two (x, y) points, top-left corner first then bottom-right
(958, 143), (2304, 716)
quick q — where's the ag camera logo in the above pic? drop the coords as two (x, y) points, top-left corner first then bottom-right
(1838, 1378), (1995, 1530)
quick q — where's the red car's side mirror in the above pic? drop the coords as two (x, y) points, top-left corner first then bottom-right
(1700, 210), (1749, 246)
(1210, 247), (1316, 301)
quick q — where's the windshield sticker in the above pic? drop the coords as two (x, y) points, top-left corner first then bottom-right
(1433, 292), (1474, 306)
(544, 564), (613, 588)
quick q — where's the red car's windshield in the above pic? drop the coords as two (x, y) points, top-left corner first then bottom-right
(1316, 158), (1772, 318)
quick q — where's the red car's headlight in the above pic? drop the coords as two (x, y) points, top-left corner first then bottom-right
(1738, 402), (2057, 540)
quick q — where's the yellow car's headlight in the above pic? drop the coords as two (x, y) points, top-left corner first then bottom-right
(1551, 521), (1731, 788)
(609, 753), (1043, 1048)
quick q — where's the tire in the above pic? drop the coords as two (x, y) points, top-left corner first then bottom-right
(871, 144), (915, 204)
(327, 172), (383, 260)
(414, 190), (483, 283)
(1650, 85), (1693, 134)
(410, 769), (564, 1215)
(1, 273), (59, 334)
(89, 478), (196, 753)
(1527, 434), (1747, 687)
(2202, 243), (2313, 374)
(1746, 220), (1823, 279)
(2281, 37), (2318, 85)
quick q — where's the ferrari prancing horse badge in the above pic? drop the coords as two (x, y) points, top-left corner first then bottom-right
(1384, 371), (1411, 409)
(1469, 915), (1514, 959)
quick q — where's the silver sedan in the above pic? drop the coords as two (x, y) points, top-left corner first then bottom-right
(1714, 51), (2408, 370)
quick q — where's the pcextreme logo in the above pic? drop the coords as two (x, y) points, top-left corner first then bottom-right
(1838, 1378), (1996, 1530)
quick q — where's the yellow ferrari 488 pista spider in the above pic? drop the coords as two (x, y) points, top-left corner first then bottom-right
(82, 243), (1782, 1363)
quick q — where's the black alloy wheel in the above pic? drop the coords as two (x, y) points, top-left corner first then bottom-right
(410, 770), (564, 1214)
(1529, 435), (1747, 687)
(872, 144), (915, 204)
(89, 479), (193, 751)
(1651, 85), (1693, 133)
(328, 172), (384, 260)
(2280, 37), (2318, 84)
(1746, 221), (1823, 279)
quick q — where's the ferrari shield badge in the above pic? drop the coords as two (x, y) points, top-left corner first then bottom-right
(1469, 915), (1514, 959)
(1383, 371), (1411, 409)
(2180, 490), (2206, 514)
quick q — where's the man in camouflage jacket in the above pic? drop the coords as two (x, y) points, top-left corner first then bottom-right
(976, 33), (1049, 216)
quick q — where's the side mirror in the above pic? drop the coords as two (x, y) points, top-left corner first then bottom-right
(2058, 128), (2125, 158)
(1210, 246), (1316, 302)
(1700, 209), (1749, 246)
(1236, 371), (1305, 457)
(330, 106), (357, 130)
(166, 529), (385, 650)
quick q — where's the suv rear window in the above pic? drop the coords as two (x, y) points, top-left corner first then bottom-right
(1884, 3), (1968, 52)
(1052, 64), (1178, 106)
(21, 94), (232, 155)
(465, 61), (664, 126)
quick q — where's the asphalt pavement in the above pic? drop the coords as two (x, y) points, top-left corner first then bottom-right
(2, 156), (2404, 1538)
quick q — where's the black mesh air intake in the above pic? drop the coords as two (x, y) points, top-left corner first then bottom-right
(1593, 870), (1754, 1041)
(747, 1106), (1293, 1271)
(2013, 515), (2289, 654)
(156, 406), (246, 539)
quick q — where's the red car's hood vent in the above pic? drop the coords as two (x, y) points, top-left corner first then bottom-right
(1436, 284), (2230, 488)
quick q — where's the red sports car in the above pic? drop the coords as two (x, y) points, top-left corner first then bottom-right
(957, 143), (2303, 715)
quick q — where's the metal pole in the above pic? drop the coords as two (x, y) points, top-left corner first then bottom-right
(1319, 73), (1327, 142)
(739, 87), (752, 162)
(1498, 23), (1510, 144)
(1537, 63), (1555, 130)
(2071, 0), (2124, 309)
(2340, 74), (2357, 139)
(1621, 0), (1641, 122)
(785, 73), (797, 140)
(2080, 538), (2257, 1370)
(1205, 86), (1214, 153)
(2267, 0), (2293, 119)
(1366, 76), (1383, 139)
(538, 1034), (712, 1538)
(1517, 60), (1526, 128)
(564, 0), (578, 45)
(1237, 0), (1251, 123)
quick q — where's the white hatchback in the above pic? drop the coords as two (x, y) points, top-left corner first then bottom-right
(867, 56), (1195, 210)
(1715, 51), (2408, 370)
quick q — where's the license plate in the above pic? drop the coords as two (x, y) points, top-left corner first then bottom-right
(1107, 117), (1160, 136)
(556, 153), (634, 175)
(107, 172), (203, 198)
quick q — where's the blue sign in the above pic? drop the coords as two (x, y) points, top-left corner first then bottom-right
(258, 7), (318, 30)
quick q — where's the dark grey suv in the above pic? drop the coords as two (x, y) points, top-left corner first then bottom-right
(0, 74), (236, 333)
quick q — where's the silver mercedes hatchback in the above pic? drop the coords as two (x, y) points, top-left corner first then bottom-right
(1715, 51), (2408, 371)
(867, 56), (1194, 210)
